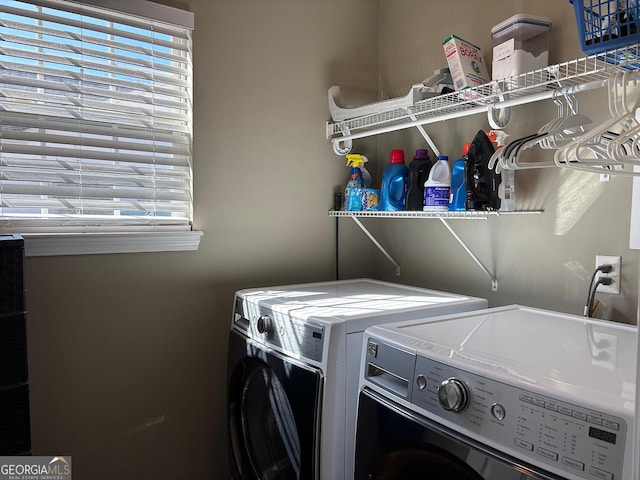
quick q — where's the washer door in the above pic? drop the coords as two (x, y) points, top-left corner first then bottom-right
(366, 447), (484, 480)
(228, 330), (321, 480)
(355, 388), (561, 480)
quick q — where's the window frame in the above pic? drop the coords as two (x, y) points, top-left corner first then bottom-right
(0, 0), (200, 257)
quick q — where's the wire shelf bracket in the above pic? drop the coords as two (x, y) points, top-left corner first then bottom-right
(350, 216), (401, 276)
(332, 210), (539, 290)
(438, 217), (498, 292)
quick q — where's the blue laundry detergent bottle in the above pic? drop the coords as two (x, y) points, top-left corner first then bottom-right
(449, 143), (470, 211)
(380, 149), (409, 211)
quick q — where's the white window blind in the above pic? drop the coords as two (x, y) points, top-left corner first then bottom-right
(0, 0), (194, 236)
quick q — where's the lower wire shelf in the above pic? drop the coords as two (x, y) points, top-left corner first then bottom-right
(329, 209), (543, 218)
(331, 209), (543, 290)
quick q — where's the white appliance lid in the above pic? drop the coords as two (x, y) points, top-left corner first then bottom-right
(238, 278), (487, 331)
(370, 305), (637, 411)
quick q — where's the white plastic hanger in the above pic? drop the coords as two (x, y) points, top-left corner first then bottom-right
(488, 89), (592, 173)
(554, 71), (640, 175)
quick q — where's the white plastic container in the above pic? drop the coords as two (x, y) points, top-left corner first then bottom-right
(423, 155), (451, 211)
(491, 14), (552, 81)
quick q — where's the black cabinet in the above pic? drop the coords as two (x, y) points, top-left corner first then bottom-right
(0, 234), (31, 455)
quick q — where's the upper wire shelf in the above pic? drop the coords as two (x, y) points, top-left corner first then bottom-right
(326, 44), (640, 145)
(329, 210), (543, 219)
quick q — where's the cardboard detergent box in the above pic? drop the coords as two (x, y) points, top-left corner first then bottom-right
(345, 187), (380, 211)
(443, 35), (490, 91)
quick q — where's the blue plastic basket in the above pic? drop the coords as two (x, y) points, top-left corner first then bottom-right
(571, 0), (640, 55)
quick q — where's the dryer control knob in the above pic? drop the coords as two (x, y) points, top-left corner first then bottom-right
(256, 315), (273, 334)
(437, 378), (469, 413)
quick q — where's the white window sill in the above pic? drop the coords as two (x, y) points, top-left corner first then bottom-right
(23, 231), (203, 257)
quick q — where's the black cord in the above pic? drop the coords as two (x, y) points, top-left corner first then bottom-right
(587, 277), (605, 317)
(334, 192), (342, 281)
(335, 216), (339, 281)
(584, 267), (602, 316)
(585, 265), (613, 317)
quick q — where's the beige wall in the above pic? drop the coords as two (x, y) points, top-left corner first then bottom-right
(25, 1), (379, 478)
(365, 0), (640, 324)
(22, 1), (639, 479)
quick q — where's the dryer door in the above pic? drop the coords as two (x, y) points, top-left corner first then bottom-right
(355, 389), (562, 480)
(227, 330), (322, 480)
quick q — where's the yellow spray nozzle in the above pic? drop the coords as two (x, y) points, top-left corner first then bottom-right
(346, 154), (368, 167)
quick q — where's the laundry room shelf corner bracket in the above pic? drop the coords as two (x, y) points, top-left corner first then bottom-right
(351, 215), (401, 276)
(438, 217), (498, 292)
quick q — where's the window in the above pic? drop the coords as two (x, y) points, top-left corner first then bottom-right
(0, 0), (200, 255)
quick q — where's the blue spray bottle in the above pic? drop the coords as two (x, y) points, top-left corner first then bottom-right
(344, 154), (372, 210)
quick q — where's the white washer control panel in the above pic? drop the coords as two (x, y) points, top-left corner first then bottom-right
(411, 355), (627, 480)
(233, 296), (324, 362)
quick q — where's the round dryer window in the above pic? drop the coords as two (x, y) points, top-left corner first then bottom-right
(241, 366), (301, 479)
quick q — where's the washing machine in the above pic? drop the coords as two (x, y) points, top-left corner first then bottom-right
(226, 278), (487, 480)
(355, 305), (637, 480)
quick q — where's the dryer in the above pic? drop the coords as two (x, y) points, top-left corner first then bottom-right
(226, 278), (487, 480)
(356, 305), (637, 480)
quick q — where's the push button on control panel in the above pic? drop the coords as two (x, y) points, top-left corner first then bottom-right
(572, 410), (588, 421)
(531, 397), (545, 407)
(589, 466), (614, 480)
(537, 447), (558, 462)
(562, 456), (585, 471)
(558, 406), (573, 416)
(587, 414), (603, 425)
(514, 438), (533, 451)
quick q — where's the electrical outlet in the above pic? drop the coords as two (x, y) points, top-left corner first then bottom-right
(595, 255), (621, 295)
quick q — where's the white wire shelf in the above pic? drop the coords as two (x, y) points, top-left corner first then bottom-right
(326, 44), (640, 144)
(329, 210), (543, 219)
(332, 209), (542, 288)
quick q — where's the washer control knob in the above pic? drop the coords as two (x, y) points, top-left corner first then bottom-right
(416, 374), (427, 390)
(491, 403), (506, 421)
(256, 315), (272, 334)
(437, 378), (469, 413)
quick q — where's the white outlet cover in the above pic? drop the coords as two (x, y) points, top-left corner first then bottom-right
(595, 255), (621, 295)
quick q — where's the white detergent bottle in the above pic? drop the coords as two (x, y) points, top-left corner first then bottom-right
(423, 155), (451, 211)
